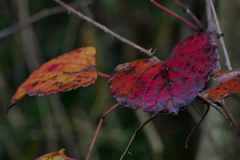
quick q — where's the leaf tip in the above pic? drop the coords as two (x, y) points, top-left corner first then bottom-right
(7, 99), (18, 113)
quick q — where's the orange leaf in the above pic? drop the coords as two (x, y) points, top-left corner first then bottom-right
(35, 149), (76, 160)
(204, 68), (240, 102)
(212, 68), (240, 84)
(8, 47), (97, 110)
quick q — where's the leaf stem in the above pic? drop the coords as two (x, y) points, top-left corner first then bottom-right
(97, 71), (110, 79)
(151, 0), (199, 32)
(54, 0), (155, 57)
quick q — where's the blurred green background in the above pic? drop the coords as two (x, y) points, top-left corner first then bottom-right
(1, 0), (240, 160)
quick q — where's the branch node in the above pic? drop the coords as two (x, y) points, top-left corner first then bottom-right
(216, 32), (224, 39)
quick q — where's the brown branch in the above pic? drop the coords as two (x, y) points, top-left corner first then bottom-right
(54, 0), (156, 58)
(120, 114), (158, 160)
(0, 1), (84, 39)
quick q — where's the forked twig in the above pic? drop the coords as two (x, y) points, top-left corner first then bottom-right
(54, 0), (155, 57)
(120, 114), (158, 160)
(198, 94), (240, 135)
(151, 0), (199, 32)
(86, 103), (119, 160)
(197, 94), (227, 119)
(173, 0), (205, 30)
(185, 104), (210, 148)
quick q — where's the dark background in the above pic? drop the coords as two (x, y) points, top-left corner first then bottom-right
(1, 0), (240, 160)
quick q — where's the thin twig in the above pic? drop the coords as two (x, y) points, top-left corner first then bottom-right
(187, 106), (227, 158)
(220, 101), (240, 135)
(86, 103), (119, 160)
(120, 114), (158, 160)
(185, 104), (209, 149)
(210, 2), (232, 70)
(206, 0), (214, 32)
(173, 0), (205, 30)
(54, 0), (155, 58)
(151, 0), (199, 32)
(0, 1), (83, 39)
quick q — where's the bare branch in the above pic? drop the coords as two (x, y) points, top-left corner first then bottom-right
(206, 0), (214, 32)
(210, 2), (232, 70)
(54, 0), (155, 58)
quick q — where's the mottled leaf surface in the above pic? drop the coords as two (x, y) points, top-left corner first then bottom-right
(35, 149), (76, 160)
(109, 32), (219, 115)
(8, 47), (97, 109)
(204, 68), (240, 102)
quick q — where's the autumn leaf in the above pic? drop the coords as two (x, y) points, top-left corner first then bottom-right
(35, 149), (76, 160)
(203, 68), (240, 102)
(109, 32), (219, 115)
(8, 47), (97, 110)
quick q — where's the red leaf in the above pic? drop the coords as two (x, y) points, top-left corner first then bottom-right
(203, 68), (240, 102)
(109, 32), (219, 115)
(8, 47), (97, 110)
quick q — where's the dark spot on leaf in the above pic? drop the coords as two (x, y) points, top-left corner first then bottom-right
(32, 82), (39, 87)
(186, 62), (191, 67)
(180, 77), (188, 82)
(191, 66), (198, 72)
